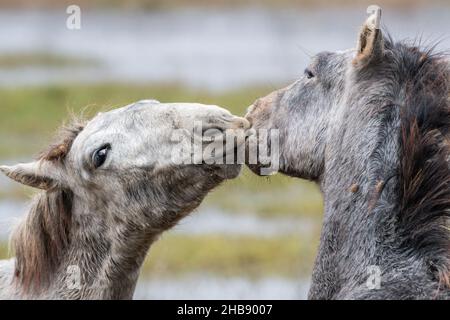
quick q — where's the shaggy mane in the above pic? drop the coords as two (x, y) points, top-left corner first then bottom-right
(39, 120), (85, 163)
(12, 121), (85, 293)
(393, 39), (450, 289)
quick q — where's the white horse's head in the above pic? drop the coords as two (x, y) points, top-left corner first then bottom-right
(1, 100), (250, 230)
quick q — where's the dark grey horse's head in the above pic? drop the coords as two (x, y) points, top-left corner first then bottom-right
(245, 11), (442, 181)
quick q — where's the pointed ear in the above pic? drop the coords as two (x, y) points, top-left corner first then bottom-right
(0, 160), (65, 190)
(354, 7), (384, 66)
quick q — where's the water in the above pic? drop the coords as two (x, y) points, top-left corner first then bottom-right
(134, 275), (309, 300)
(0, 7), (448, 91)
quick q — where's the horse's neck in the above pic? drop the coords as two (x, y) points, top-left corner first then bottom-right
(9, 198), (159, 300)
(309, 178), (400, 299)
(54, 206), (158, 299)
(309, 106), (403, 299)
(56, 221), (154, 299)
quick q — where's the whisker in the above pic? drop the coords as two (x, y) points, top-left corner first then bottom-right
(296, 44), (313, 58)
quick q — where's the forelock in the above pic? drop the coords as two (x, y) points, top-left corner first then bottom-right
(39, 119), (86, 163)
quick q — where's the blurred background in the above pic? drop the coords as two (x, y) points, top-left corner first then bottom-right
(0, 0), (448, 299)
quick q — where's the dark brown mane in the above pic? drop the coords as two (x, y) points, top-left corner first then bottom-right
(396, 41), (450, 288)
(12, 121), (85, 293)
(39, 120), (85, 163)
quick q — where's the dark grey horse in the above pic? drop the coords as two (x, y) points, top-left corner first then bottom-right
(246, 11), (450, 299)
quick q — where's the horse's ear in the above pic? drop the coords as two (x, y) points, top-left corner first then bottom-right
(0, 160), (65, 190)
(354, 7), (384, 66)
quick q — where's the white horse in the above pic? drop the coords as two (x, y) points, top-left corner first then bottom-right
(0, 100), (250, 299)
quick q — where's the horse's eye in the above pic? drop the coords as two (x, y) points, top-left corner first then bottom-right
(304, 68), (315, 79)
(92, 145), (110, 168)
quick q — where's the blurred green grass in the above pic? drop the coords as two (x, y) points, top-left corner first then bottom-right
(0, 242), (8, 258)
(208, 171), (323, 217)
(0, 83), (323, 217)
(143, 233), (318, 278)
